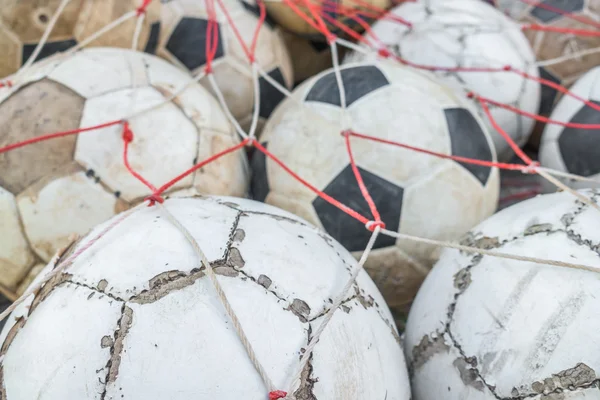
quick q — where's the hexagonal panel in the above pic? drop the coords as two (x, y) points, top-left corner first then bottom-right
(305, 65), (390, 107)
(17, 163), (124, 262)
(21, 38), (77, 65)
(557, 100), (600, 177)
(529, 0), (585, 23)
(398, 162), (490, 265)
(257, 67), (287, 119)
(312, 164), (403, 252)
(0, 186), (35, 288)
(0, 78), (83, 194)
(444, 107), (493, 186)
(75, 86), (199, 201)
(166, 17), (224, 71)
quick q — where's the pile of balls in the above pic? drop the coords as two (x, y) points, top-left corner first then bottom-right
(0, 0), (599, 399)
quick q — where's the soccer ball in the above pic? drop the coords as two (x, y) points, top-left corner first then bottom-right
(344, 0), (540, 162)
(265, 0), (392, 40)
(157, 0), (293, 134)
(251, 60), (500, 317)
(0, 47), (249, 293)
(0, 0), (161, 79)
(404, 188), (600, 400)
(0, 196), (411, 399)
(539, 66), (600, 189)
(280, 29), (342, 85)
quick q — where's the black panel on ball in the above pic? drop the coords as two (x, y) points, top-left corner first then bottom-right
(257, 68), (287, 119)
(250, 142), (270, 201)
(538, 67), (561, 116)
(529, 0), (584, 23)
(166, 18), (224, 71)
(558, 100), (600, 177)
(144, 22), (161, 54)
(313, 165), (402, 252)
(22, 39), (77, 65)
(305, 65), (390, 107)
(445, 108), (493, 186)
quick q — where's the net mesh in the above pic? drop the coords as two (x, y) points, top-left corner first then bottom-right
(1, 0), (600, 397)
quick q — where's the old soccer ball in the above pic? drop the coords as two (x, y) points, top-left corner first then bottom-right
(251, 60), (500, 317)
(265, 0), (392, 40)
(158, 0), (293, 134)
(405, 188), (600, 400)
(539, 65), (600, 189)
(344, 0), (540, 161)
(0, 196), (411, 399)
(0, 47), (249, 293)
(0, 0), (161, 79)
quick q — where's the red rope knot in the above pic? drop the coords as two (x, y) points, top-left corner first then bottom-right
(325, 34), (337, 46)
(378, 48), (391, 58)
(466, 91), (475, 99)
(341, 129), (352, 138)
(136, 0), (152, 15)
(521, 161), (540, 175)
(204, 64), (213, 74)
(268, 390), (288, 400)
(244, 137), (256, 147)
(122, 122), (134, 143)
(503, 65), (512, 71)
(366, 220), (385, 232)
(144, 193), (165, 207)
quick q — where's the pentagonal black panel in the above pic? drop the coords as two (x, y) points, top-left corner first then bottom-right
(538, 67), (561, 116)
(313, 165), (402, 252)
(166, 17), (224, 71)
(445, 108), (493, 186)
(530, 0), (584, 23)
(558, 101), (600, 177)
(237, 0), (276, 28)
(305, 65), (389, 107)
(144, 21), (161, 54)
(250, 142), (270, 201)
(22, 38), (77, 65)
(257, 67), (287, 119)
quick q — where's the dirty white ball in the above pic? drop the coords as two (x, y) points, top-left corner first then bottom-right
(344, 0), (540, 161)
(0, 47), (249, 293)
(404, 188), (600, 399)
(0, 196), (410, 400)
(539, 66), (600, 190)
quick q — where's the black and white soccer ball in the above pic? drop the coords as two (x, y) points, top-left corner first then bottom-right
(158, 0), (293, 134)
(251, 60), (500, 315)
(344, 0), (541, 162)
(539, 65), (600, 189)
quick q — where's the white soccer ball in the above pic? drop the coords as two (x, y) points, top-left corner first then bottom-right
(0, 47), (249, 293)
(0, 196), (411, 400)
(158, 0), (294, 134)
(344, 0), (541, 161)
(251, 59), (500, 316)
(405, 188), (600, 400)
(539, 66), (600, 190)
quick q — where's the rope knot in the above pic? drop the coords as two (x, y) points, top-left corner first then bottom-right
(503, 65), (512, 71)
(366, 220), (385, 232)
(0, 80), (13, 88)
(268, 390), (288, 400)
(122, 122), (134, 143)
(145, 193), (165, 206)
(204, 64), (213, 74)
(522, 161), (540, 174)
(341, 129), (352, 138)
(378, 48), (391, 58)
(466, 91), (475, 99)
(136, 0), (151, 15)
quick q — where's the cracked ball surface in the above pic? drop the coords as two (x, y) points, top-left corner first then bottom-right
(404, 188), (600, 400)
(0, 196), (410, 400)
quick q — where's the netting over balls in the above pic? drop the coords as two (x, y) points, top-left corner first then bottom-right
(0, 0), (600, 398)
